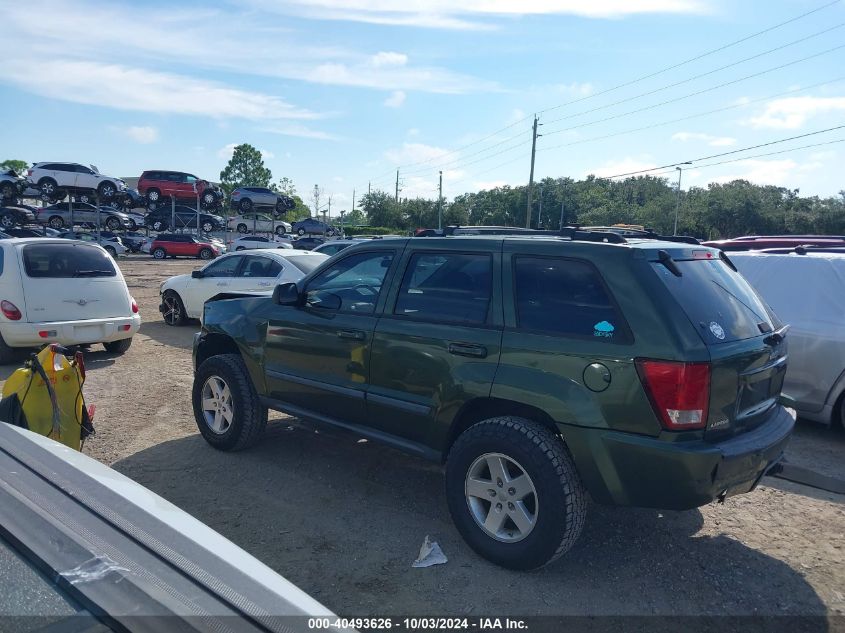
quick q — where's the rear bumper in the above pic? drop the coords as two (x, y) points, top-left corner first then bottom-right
(1, 315), (141, 347)
(561, 405), (795, 510)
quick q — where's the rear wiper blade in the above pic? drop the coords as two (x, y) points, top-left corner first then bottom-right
(657, 250), (682, 277)
(73, 269), (113, 277)
(764, 324), (790, 346)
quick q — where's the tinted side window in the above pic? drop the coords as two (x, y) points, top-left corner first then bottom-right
(306, 251), (394, 314)
(23, 244), (116, 278)
(514, 257), (628, 342)
(202, 256), (242, 278)
(239, 256), (282, 278)
(395, 252), (492, 325)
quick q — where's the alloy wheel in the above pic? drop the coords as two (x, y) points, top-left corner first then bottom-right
(201, 375), (234, 434)
(162, 294), (182, 325)
(465, 452), (538, 543)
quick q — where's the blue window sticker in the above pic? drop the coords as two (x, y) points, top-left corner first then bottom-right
(594, 321), (615, 338)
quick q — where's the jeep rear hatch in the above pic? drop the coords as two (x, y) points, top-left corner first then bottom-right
(648, 248), (787, 440)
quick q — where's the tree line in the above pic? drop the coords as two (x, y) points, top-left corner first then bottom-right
(359, 176), (845, 239)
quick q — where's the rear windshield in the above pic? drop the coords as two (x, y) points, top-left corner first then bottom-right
(23, 243), (117, 278)
(287, 256), (324, 274)
(651, 259), (775, 344)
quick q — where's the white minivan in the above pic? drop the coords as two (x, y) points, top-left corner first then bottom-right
(0, 238), (140, 363)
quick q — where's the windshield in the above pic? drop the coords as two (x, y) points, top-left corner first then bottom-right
(23, 243), (117, 278)
(651, 259), (777, 344)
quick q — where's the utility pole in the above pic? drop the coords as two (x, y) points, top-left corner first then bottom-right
(395, 169), (399, 203)
(537, 183), (543, 229)
(368, 181), (371, 196)
(352, 188), (355, 212)
(526, 115), (539, 228)
(437, 171), (443, 230)
(673, 162), (691, 235)
(559, 199), (565, 231)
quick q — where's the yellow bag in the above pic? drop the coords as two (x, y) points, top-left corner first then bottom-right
(0, 344), (93, 451)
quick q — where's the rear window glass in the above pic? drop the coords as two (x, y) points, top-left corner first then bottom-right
(651, 259), (775, 344)
(23, 243), (116, 278)
(287, 255), (324, 274)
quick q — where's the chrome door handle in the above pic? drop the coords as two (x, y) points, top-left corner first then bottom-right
(448, 343), (487, 358)
(337, 330), (365, 341)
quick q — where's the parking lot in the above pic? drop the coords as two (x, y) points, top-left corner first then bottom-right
(4, 254), (843, 619)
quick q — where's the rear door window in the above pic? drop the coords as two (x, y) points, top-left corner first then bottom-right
(239, 256), (282, 278)
(23, 243), (116, 278)
(514, 256), (629, 342)
(395, 252), (492, 325)
(651, 258), (776, 344)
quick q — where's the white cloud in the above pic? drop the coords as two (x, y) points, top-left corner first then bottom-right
(1, 60), (319, 122)
(371, 51), (408, 67)
(249, 0), (705, 30)
(217, 143), (277, 160)
(709, 158), (825, 187)
(585, 157), (657, 179)
(261, 123), (339, 140)
(509, 108), (526, 124)
(0, 1), (497, 95)
(671, 132), (736, 147)
(385, 142), (451, 165)
(749, 96), (845, 129)
(384, 90), (407, 108)
(119, 125), (158, 144)
(552, 82), (595, 97)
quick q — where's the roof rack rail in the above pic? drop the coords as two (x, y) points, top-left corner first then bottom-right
(418, 224), (700, 246)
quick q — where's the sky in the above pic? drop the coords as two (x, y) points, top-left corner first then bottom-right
(1, 0), (844, 214)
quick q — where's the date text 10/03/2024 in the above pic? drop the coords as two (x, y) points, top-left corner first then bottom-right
(307, 618), (528, 630)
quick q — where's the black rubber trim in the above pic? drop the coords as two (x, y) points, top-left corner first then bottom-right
(266, 369), (365, 401)
(259, 396), (440, 461)
(366, 392), (432, 416)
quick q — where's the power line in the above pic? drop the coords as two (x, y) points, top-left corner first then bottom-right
(596, 124), (845, 179)
(538, 76), (845, 153)
(542, 22), (845, 127)
(538, 0), (842, 117)
(540, 43), (845, 138)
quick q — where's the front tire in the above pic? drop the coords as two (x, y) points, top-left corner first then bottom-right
(105, 216), (121, 230)
(104, 246), (117, 257)
(98, 181), (116, 199)
(104, 338), (132, 354)
(38, 178), (58, 198)
(239, 199), (253, 212)
(161, 290), (187, 326)
(198, 247), (213, 259)
(0, 214), (15, 229)
(445, 416), (586, 570)
(297, 228), (305, 236)
(275, 225), (286, 235)
(192, 354), (267, 451)
(151, 220), (166, 231)
(0, 183), (15, 200)
(48, 215), (65, 229)
(152, 247), (166, 259)
(201, 221), (214, 233)
(237, 223), (248, 233)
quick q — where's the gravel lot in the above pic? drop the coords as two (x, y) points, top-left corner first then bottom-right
(3, 255), (843, 621)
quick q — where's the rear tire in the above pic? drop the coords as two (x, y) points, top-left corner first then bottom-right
(105, 246), (117, 257)
(38, 178), (58, 198)
(48, 216), (65, 229)
(237, 223), (248, 233)
(161, 290), (187, 326)
(445, 416), (586, 570)
(104, 338), (132, 354)
(239, 199), (253, 212)
(201, 221), (214, 233)
(0, 183), (15, 200)
(146, 189), (161, 204)
(193, 353), (267, 451)
(98, 181), (116, 199)
(297, 228), (305, 236)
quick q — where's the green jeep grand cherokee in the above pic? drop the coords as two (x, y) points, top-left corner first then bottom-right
(192, 233), (794, 570)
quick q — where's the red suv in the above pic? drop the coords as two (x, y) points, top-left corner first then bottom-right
(149, 234), (219, 260)
(138, 171), (221, 209)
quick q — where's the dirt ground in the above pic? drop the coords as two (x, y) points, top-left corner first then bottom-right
(4, 255), (844, 620)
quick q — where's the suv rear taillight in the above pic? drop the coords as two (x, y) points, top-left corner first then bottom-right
(1, 300), (22, 320)
(27, 169), (33, 177)
(635, 360), (710, 430)
(131, 298), (139, 314)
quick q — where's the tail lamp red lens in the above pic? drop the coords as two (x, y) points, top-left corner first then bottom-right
(131, 298), (139, 314)
(1, 300), (22, 321)
(635, 359), (710, 430)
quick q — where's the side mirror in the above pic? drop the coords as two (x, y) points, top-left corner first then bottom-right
(191, 270), (204, 279)
(273, 282), (301, 306)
